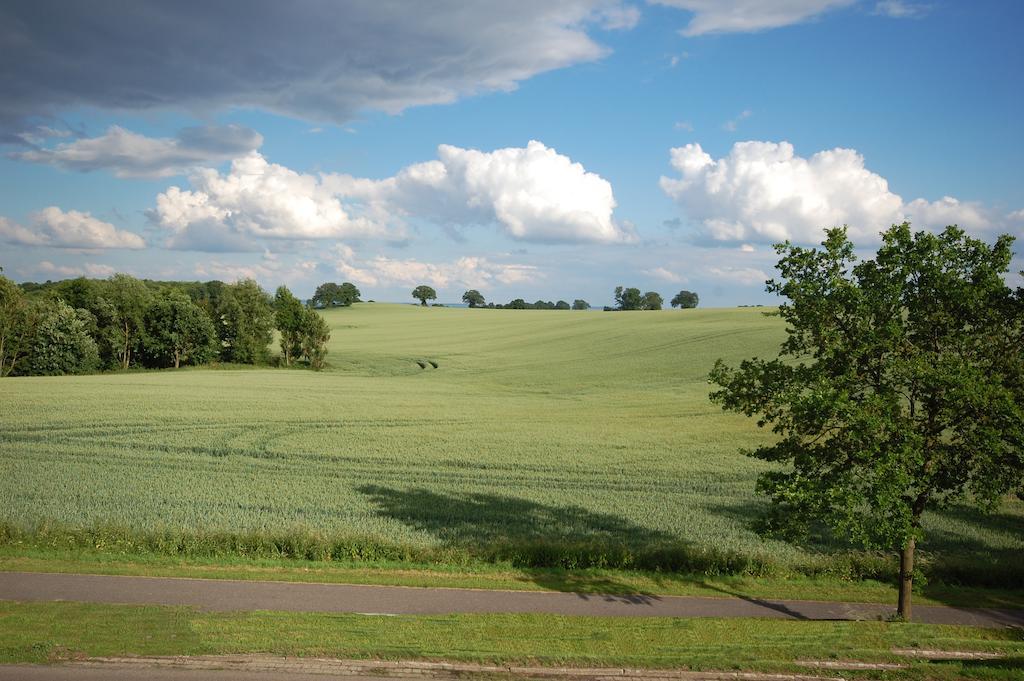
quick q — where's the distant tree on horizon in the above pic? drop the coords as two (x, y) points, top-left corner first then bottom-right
(572, 299), (590, 310)
(311, 282), (361, 308)
(412, 285), (437, 306)
(671, 290), (699, 309)
(462, 289), (485, 308)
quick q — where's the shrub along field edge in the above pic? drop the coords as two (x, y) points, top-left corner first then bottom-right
(3, 521), (1021, 592)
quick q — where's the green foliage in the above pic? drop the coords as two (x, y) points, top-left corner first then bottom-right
(462, 290), (485, 308)
(311, 282), (360, 308)
(299, 308), (330, 370)
(710, 224), (1024, 612)
(216, 279), (274, 364)
(25, 300), (99, 375)
(412, 285), (437, 306)
(143, 291), (216, 368)
(274, 286), (306, 366)
(614, 286), (662, 311)
(641, 291), (663, 310)
(671, 290), (699, 309)
(572, 299), (590, 310)
(1, 274), (38, 377)
(95, 274), (152, 369)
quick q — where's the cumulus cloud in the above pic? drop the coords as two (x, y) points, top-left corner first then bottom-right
(0, 207), (145, 249)
(903, 196), (991, 232)
(0, 1), (635, 136)
(652, 0), (854, 36)
(332, 249), (540, 290)
(660, 141), (997, 245)
(13, 125), (262, 178)
(151, 153), (396, 251)
(328, 140), (631, 244)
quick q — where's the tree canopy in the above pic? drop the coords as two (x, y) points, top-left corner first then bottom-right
(614, 286), (663, 311)
(709, 224), (1024, 619)
(462, 289), (485, 308)
(671, 290), (699, 309)
(412, 285), (437, 306)
(572, 299), (590, 310)
(310, 281), (360, 308)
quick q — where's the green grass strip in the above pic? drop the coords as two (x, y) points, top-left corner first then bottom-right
(2, 600), (1023, 680)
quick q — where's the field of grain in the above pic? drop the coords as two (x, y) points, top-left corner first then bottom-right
(1, 304), (1021, 579)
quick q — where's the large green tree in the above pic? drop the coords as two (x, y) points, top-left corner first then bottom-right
(572, 299), (590, 310)
(26, 301), (100, 375)
(462, 289), (485, 308)
(144, 290), (216, 368)
(1, 274), (41, 377)
(710, 224), (1024, 620)
(217, 279), (274, 364)
(613, 286), (642, 310)
(642, 291), (664, 310)
(274, 285), (306, 366)
(670, 290), (699, 309)
(311, 281), (361, 308)
(95, 274), (151, 369)
(412, 285), (437, 306)
(299, 308), (330, 370)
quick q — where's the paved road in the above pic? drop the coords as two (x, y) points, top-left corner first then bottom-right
(2, 571), (1022, 627)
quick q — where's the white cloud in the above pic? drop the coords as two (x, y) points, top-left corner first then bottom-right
(659, 141), (998, 245)
(152, 153), (396, 251)
(13, 125), (263, 178)
(708, 266), (771, 286)
(674, 121), (694, 132)
(643, 266), (686, 283)
(31, 261), (117, 279)
(327, 140), (631, 244)
(1, 1), (635, 136)
(660, 141), (903, 243)
(722, 109), (752, 132)
(597, 5), (641, 29)
(333, 251), (541, 290)
(652, 0), (854, 36)
(1008, 209), (1024, 223)
(0, 207), (145, 249)
(903, 196), (991, 231)
(872, 1), (930, 18)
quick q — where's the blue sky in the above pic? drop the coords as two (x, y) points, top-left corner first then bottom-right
(1, 0), (1022, 306)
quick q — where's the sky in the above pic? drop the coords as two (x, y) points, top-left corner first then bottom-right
(1, 0), (1022, 307)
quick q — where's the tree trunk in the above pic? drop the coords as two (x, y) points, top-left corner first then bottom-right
(174, 350), (180, 369)
(897, 536), (916, 620)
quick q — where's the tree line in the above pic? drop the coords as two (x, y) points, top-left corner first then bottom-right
(454, 287), (699, 311)
(0, 273), (331, 377)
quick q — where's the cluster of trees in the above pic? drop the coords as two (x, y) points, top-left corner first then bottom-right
(458, 288), (589, 309)
(0, 273), (331, 377)
(459, 286), (700, 312)
(310, 281), (360, 308)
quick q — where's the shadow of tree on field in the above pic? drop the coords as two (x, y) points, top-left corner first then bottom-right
(357, 484), (672, 601)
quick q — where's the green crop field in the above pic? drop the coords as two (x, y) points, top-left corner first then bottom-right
(1, 304), (1021, 582)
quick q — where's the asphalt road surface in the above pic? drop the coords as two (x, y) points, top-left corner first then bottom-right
(2, 571), (1022, 627)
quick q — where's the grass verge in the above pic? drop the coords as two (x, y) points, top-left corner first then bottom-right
(3, 546), (1023, 610)
(1, 600), (1023, 680)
